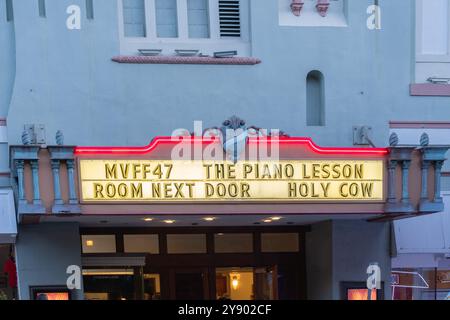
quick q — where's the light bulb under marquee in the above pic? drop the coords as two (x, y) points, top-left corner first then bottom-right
(86, 240), (94, 247)
(270, 217), (283, 221)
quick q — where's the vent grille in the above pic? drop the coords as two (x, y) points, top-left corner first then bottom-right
(219, 0), (241, 38)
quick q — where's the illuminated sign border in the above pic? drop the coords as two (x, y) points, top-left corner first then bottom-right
(75, 136), (390, 156)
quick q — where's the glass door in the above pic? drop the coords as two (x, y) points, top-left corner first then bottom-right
(170, 268), (209, 300)
(254, 266), (277, 300)
(215, 267), (278, 300)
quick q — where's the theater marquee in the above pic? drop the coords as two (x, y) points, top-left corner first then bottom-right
(78, 159), (384, 202)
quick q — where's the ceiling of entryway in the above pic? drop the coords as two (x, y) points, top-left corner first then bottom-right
(39, 213), (379, 227)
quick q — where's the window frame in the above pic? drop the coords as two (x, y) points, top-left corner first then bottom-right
(117, 0), (251, 56)
(415, 0), (450, 63)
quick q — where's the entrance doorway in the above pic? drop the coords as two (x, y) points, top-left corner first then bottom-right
(215, 267), (277, 300)
(80, 226), (307, 300)
(170, 268), (209, 300)
(83, 268), (161, 300)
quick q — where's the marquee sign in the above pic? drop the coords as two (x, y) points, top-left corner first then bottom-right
(76, 129), (388, 204)
(78, 159), (384, 202)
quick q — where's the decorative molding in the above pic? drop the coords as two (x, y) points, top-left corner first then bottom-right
(316, 0), (330, 17)
(290, 0), (304, 16)
(111, 56), (261, 65)
(410, 84), (450, 96)
(75, 136), (389, 156)
(385, 147), (416, 214)
(390, 121), (450, 129)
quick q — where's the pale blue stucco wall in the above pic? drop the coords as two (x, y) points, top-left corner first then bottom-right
(306, 220), (391, 300)
(5, 0), (449, 148)
(0, 0), (15, 184)
(0, 0), (15, 118)
(15, 223), (84, 300)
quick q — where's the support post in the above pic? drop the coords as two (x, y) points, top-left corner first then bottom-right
(51, 160), (63, 205)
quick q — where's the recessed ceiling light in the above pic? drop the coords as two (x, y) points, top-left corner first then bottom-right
(164, 220), (175, 224)
(263, 219), (272, 223)
(143, 218), (154, 222)
(86, 240), (94, 247)
(270, 217), (283, 221)
(203, 217), (217, 222)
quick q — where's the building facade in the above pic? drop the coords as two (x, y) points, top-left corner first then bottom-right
(1, 0), (450, 300)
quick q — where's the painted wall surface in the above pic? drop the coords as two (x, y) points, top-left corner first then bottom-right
(0, 0), (15, 185)
(394, 194), (450, 254)
(306, 220), (391, 300)
(15, 223), (83, 300)
(305, 220), (333, 300)
(0, 0), (15, 118)
(4, 0), (449, 149)
(331, 220), (391, 300)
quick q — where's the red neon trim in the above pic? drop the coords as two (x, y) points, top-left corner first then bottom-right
(74, 136), (389, 156)
(249, 137), (389, 155)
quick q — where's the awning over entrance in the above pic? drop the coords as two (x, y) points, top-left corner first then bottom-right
(0, 188), (17, 243)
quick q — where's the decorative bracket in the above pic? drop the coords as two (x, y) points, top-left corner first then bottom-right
(385, 147), (416, 214)
(290, 0), (305, 16)
(10, 145), (46, 215)
(316, 0), (330, 17)
(418, 146), (449, 213)
(48, 146), (81, 214)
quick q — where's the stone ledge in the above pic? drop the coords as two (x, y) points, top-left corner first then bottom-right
(112, 55), (261, 65)
(410, 83), (450, 96)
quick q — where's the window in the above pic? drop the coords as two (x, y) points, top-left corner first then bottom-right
(86, 0), (94, 19)
(118, 0), (250, 56)
(261, 233), (299, 253)
(167, 234), (207, 253)
(188, 0), (210, 38)
(214, 233), (253, 253)
(6, 0), (13, 21)
(415, 0), (450, 83)
(124, 234), (159, 253)
(122, 0), (147, 37)
(155, 0), (178, 38)
(38, 0), (46, 18)
(81, 235), (116, 253)
(306, 70), (325, 127)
